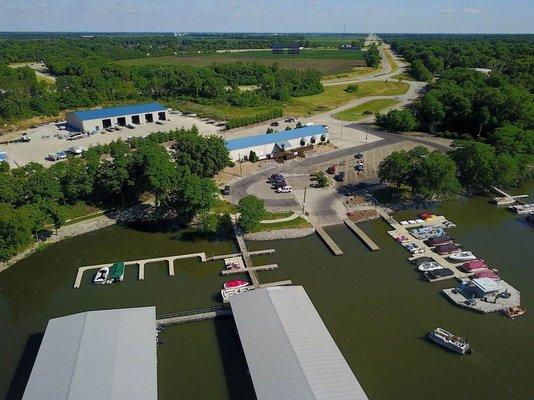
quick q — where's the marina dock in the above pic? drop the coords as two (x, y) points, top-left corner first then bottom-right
(231, 215), (260, 287)
(221, 264), (278, 275)
(491, 186), (529, 206)
(344, 219), (380, 251)
(313, 223), (343, 256)
(156, 306), (232, 326)
(74, 252), (206, 288)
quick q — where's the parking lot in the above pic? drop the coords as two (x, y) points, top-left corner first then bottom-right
(0, 113), (221, 167)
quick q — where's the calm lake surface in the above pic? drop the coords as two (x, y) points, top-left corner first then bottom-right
(1, 185), (532, 400)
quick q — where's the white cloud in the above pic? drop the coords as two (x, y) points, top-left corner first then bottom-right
(463, 8), (481, 14)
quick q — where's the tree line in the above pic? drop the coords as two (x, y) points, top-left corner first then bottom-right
(0, 59), (323, 125)
(0, 127), (231, 261)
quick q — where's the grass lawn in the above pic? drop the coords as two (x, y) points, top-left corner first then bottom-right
(210, 198), (238, 214)
(168, 100), (281, 121)
(284, 81), (409, 116)
(383, 46), (399, 73)
(225, 49), (366, 60)
(322, 66), (377, 83)
(251, 217), (311, 233)
(261, 211), (294, 221)
(334, 98), (399, 121)
(391, 72), (417, 81)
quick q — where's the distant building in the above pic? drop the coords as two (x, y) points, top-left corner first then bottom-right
(472, 68), (492, 75)
(225, 125), (329, 161)
(230, 286), (370, 400)
(271, 43), (285, 54)
(288, 43), (302, 54)
(339, 44), (361, 51)
(22, 307), (157, 400)
(66, 102), (166, 132)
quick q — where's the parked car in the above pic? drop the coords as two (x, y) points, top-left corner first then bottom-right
(285, 117), (297, 123)
(270, 121), (280, 127)
(276, 185), (292, 193)
(355, 163), (364, 172)
(156, 120), (165, 125)
(269, 174), (283, 182)
(355, 152), (364, 159)
(46, 151), (67, 161)
(127, 123), (136, 129)
(273, 180), (287, 188)
(326, 165), (337, 174)
(222, 186), (231, 195)
(68, 146), (85, 155)
(105, 127), (114, 132)
(114, 125), (122, 131)
(335, 171), (346, 182)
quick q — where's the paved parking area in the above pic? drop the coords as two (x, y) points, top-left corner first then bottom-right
(0, 114), (220, 167)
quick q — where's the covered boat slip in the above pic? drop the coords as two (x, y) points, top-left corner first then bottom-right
(22, 307), (157, 400)
(230, 286), (369, 400)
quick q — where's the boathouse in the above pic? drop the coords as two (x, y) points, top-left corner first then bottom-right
(22, 307), (157, 400)
(230, 286), (369, 400)
(225, 125), (329, 162)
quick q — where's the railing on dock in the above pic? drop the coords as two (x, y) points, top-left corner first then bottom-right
(156, 306), (232, 325)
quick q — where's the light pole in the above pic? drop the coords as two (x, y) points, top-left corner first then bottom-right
(302, 186), (307, 214)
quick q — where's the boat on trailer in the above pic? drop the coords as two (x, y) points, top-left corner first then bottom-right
(428, 327), (471, 355)
(93, 267), (109, 285)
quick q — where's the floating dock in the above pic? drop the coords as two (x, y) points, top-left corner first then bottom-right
(74, 252), (206, 288)
(344, 219), (380, 251)
(491, 186), (529, 206)
(312, 224), (343, 256)
(221, 264), (278, 275)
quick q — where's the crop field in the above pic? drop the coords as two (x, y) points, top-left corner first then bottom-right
(118, 50), (366, 75)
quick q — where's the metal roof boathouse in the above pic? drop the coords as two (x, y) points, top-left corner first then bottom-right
(22, 307), (158, 400)
(230, 286), (369, 400)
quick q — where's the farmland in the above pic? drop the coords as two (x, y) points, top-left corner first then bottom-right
(117, 49), (366, 75)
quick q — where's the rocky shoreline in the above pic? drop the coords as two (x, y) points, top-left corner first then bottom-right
(244, 227), (316, 241)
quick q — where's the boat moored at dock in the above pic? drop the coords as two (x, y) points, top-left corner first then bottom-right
(460, 260), (487, 272)
(427, 327), (471, 355)
(448, 251), (477, 261)
(221, 286), (254, 303)
(93, 267), (109, 285)
(107, 262), (125, 283)
(223, 279), (249, 290)
(425, 236), (453, 246)
(417, 261), (444, 272)
(410, 226), (444, 240)
(502, 306), (527, 319)
(434, 244), (461, 255)
(424, 268), (454, 282)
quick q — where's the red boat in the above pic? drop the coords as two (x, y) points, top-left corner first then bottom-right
(460, 260), (487, 272)
(474, 269), (500, 279)
(420, 210), (432, 220)
(434, 244), (460, 255)
(223, 279), (249, 290)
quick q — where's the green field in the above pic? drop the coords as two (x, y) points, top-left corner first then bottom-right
(251, 217), (311, 233)
(118, 49), (366, 75)
(168, 100), (280, 121)
(334, 98), (400, 121)
(284, 81), (409, 116)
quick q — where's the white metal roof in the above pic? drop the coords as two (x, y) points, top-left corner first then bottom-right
(230, 286), (369, 400)
(22, 307), (157, 400)
(473, 277), (501, 292)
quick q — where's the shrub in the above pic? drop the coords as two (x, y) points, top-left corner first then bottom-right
(226, 108), (283, 130)
(345, 83), (359, 93)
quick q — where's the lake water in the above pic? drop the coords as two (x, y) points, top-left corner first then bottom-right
(0, 186), (532, 400)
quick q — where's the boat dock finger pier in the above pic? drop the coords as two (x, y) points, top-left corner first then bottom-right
(344, 219), (380, 251)
(491, 186), (529, 206)
(312, 223), (344, 256)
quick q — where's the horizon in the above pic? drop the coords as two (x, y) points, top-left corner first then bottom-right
(0, 0), (532, 34)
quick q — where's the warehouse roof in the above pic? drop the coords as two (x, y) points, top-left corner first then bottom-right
(226, 125), (326, 151)
(22, 307), (158, 400)
(70, 103), (165, 121)
(230, 286), (369, 400)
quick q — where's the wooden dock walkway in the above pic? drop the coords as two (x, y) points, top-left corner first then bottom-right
(344, 219), (380, 251)
(156, 306), (232, 326)
(259, 280), (293, 288)
(491, 186), (529, 206)
(231, 215), (260, 287)
(221, 264), (278, 275)
(312, 223), (343, 256)
(74, 252), (206, 288)
(207, 249), (275, 261)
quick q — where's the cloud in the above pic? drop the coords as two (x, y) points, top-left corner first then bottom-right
(463, 8), (481, 14)
(441, 8), (454, 15)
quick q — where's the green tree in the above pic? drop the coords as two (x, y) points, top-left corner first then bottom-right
(237, 195), (265, 233)
(365, 44), (381, 68)
(408, 150), (460, 200)
(376, 109), (417, 132)
(450, 141), (496, 192)
(344, 84), (359, 93)
(315, 172), (328, 188)
(378, 150), (411, 188)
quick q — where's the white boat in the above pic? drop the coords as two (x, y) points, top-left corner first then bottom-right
(93, 267), (109, 285)
(221, 286), (254, 303)
(410, 226), (444, 240)
(448, 251), (477, 261)
(427, 327), (471, 355)
(418, 261), (444, 272)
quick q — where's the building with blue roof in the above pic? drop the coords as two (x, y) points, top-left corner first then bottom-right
(66, 103), (166, 132)
(225, 125), (328, 161)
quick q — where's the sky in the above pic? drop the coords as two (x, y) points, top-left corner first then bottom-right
(0, 0), (532, 33)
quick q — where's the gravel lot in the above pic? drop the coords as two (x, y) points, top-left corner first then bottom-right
(0, 113), (221, 167)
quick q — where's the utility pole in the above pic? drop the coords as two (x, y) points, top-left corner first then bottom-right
(365, 124), (368, 142)
(340, 119), (343, 143)
(238, 153), (243, 177)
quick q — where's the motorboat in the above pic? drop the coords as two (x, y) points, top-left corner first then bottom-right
(417, 261), (444, 272)
(424, 268), (454, 281)
(410, 226), (444, 240)
(502, 306), (527, 319)
(107, 262), (125, 283)
(403, 242), (425, 254)
(419, 210), (433, 220)
(448, 251), (477, 261)
(223, 279), (249, 290)
(93, 267), (109, 285)
(425, 236), (453, 246)
(460, 260), (487, 272)
(434, 244), (460, 255)
(427, 327), (471, 355)
(221, 286), (254, 303)
(474, 269), (500, 279)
